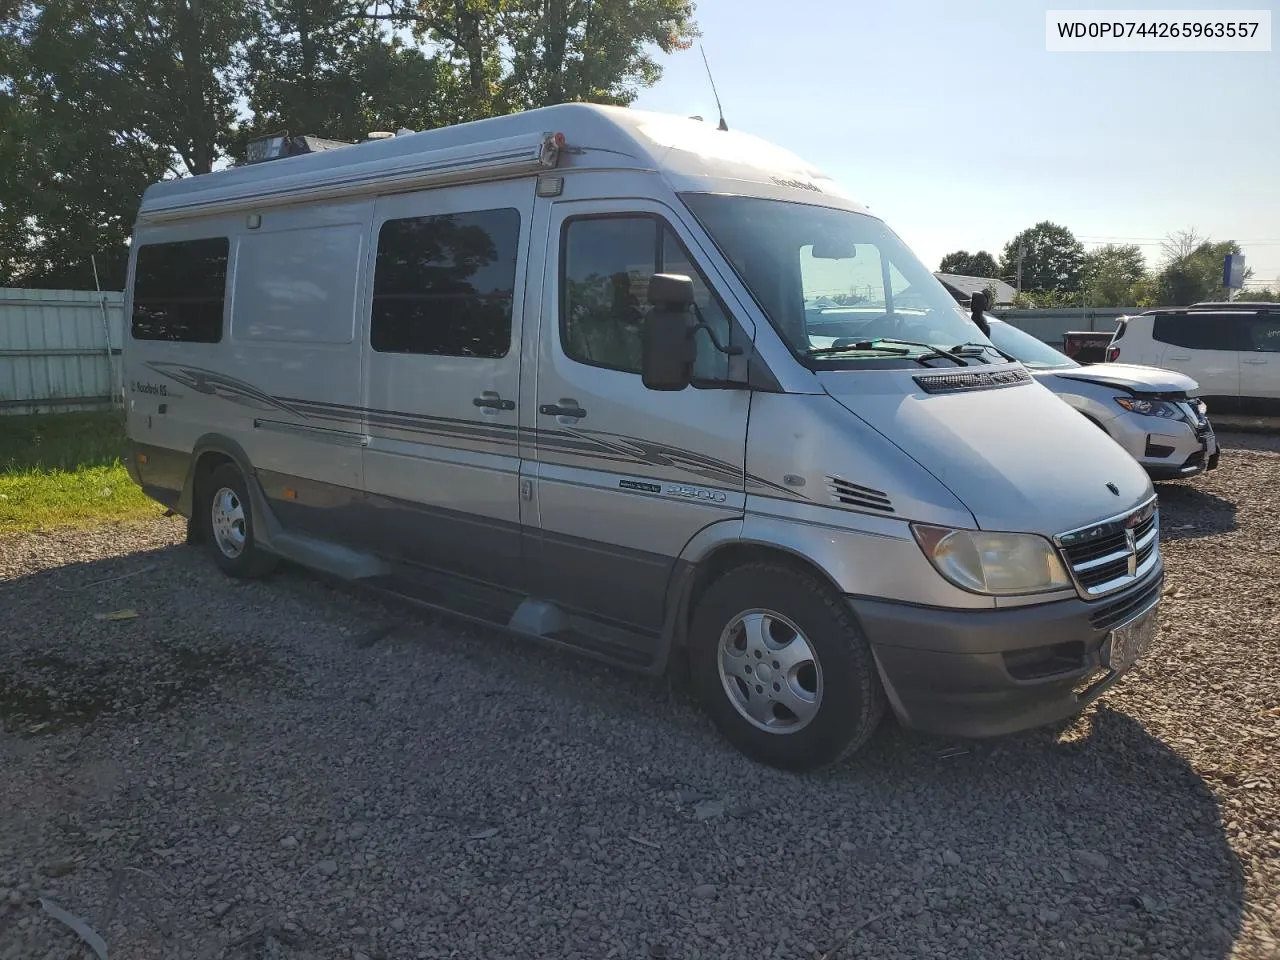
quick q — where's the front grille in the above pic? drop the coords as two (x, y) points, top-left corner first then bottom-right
(1089, 573), (1164, 632)
(1056, 499), (1159, 599)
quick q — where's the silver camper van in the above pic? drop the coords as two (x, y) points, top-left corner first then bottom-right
(122, 105), (1163, 770)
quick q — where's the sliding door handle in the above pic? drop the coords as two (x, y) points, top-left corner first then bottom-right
(473, 391), (515, 411)
(539, 399), (587, 420)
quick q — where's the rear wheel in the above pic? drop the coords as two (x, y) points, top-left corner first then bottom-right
(203, 463), (277, 579)
(689, 562), (885, 770)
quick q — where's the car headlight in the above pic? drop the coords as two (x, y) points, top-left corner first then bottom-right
(1114, 397), (1182, 419)
(911, 525), (1073, 596)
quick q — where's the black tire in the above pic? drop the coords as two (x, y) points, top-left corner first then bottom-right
(202, 462), (277, 579)
(689, 562), (886, 770)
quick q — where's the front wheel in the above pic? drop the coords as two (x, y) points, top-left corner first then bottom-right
(203, 463), (277, 579)
(689, 562), (886, 770)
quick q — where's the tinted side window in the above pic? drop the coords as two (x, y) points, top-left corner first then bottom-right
(131, 238), (229, 342)
(1245, 317), (1280, 353)
(561, 216), (733, 379)
(1151, 314), (1244, 351)
(371, 208), (521, 358)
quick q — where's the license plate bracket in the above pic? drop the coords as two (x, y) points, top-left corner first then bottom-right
(1103, 603), (1159, 673)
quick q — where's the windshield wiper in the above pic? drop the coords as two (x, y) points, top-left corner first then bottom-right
(869, 338), (968, 366)
(805, 342), (910, 357)
(949, 341), (1016, 363)
(805, 339), (966, 367)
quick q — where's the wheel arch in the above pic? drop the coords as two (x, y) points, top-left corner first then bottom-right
(658, 523), (850, 674)
(180, 434), (274, 546)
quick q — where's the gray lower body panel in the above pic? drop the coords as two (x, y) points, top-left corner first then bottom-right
(850, 565), (1164, 738)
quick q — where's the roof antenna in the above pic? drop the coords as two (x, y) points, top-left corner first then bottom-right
(699, 45), (729, 131)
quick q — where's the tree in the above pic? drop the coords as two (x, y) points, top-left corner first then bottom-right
(1081, 243), (1146, 307)
(1234, 287), (1280, 302)
(1154, 232), (1252, 306)
(400, 0), (698, 115)
(235, 0), (458, 152)
(999, 222), (1086, 295)
(2, 0), (701, 289)
(938, 250), (998, 278)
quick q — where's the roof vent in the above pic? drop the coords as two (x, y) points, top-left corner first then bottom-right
(245, 132), (353, 165)
(366, 131), (395, 141)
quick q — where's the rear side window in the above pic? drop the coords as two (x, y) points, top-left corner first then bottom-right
(560, 215), (732, 381)
(371, 208), (521, 358)
(1245, 317), (1280, 353)
(1151, 313), (1245, 351)
(131, 238), (229, 342)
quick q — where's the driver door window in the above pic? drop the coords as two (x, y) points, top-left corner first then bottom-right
(562, 215), (732, 382)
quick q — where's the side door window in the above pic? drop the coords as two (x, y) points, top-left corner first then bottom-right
(561, 216), (733, 383)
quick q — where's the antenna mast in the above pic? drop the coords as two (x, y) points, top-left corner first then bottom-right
(699, 45), (729, 131)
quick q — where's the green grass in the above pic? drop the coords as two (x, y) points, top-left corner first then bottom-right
(0, 412), (163, 534)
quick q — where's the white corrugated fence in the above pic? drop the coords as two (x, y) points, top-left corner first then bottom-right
(0, 288), (125, 415)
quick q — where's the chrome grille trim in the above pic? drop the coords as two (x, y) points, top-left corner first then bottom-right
(1054, 496), (1160, 600)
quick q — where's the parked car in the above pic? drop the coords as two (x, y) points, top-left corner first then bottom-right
(1105, 302), (1280, 426)
(121, 103), (1164, 771)
(986, 318), (1219, 480)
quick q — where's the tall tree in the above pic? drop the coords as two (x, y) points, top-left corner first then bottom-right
(1081, 243), (1146, 307)
(406, 0), (698, 113)
(938, 250), (998, 277)
(999, 221), (1085, 295)
(1155, 236), (1249, 306)
(236, 0), (457, 150)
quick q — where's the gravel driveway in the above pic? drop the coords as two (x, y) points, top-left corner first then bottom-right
(2, 432), (1279, 960)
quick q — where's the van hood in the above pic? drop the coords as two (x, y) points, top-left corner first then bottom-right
(1049, 363), (1199, 395)
(818, 368), (1154, 536)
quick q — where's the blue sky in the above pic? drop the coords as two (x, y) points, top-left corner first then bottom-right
(632, 0), (1280, 285)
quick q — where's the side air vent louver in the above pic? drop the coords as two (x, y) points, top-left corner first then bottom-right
(913, 367), (1032, 395)
(827, 476), (895, 513)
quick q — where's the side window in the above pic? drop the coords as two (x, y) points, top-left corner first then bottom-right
(1245, 317), (1280, 353)
(235, 224), (364, 344)
(371, 207), (521, 358)
(131, 238), (229, 342)
(560, 215), (733, 380)
(1152, 314), (1243, 351)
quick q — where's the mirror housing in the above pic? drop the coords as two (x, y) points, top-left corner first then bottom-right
(642, 274), (697, 391)
(970, 291), (991, 337)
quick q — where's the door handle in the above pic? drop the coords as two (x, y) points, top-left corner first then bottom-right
(473, 391), (515, 411)
(539, 398), (587, 420)
(1242, 357), (1268, 364)
(1167, 354), (1191, 361)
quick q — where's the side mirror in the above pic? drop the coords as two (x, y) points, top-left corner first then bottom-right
(642, 274), (697, 391)
(970, 291), (991, 336)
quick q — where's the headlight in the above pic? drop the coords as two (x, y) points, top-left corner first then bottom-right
(1114, 397), (1182, 419)
(911, 525), (1073, 596)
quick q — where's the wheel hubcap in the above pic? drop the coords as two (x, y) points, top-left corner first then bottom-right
(716, 609), (822, 734)
(210, 487), (246, 559)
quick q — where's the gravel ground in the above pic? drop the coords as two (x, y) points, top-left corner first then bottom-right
(1, 433), (1279, 960)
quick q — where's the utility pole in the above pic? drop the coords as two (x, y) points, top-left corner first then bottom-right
(1016, 242), (1026, 293)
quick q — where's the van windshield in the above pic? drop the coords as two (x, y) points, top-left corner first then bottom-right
(680, 194), (1002, 366)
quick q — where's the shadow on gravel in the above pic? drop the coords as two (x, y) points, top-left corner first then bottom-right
(818, 705), (1245, 959)
(0, 544), (285, 736)
(1155, 483), (1237, 541)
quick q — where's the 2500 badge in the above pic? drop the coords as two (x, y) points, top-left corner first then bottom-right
(665, 483), (727, 503)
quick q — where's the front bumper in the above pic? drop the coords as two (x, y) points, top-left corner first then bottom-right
(1107, 412), (1219, 480)
(851, 563), (1163, 738)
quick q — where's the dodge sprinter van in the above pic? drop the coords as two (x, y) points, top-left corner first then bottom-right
(122, 105), (1163, 770)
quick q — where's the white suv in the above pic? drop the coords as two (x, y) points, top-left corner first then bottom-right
(1106, 302), (1280, 425)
